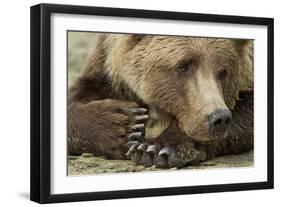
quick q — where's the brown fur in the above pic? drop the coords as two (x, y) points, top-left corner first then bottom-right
(68, 34), (253, 164)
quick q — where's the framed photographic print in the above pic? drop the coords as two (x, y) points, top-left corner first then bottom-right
(30, 3), (274, 203)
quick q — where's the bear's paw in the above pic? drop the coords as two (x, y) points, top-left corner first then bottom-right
(125, 141), (207, 169)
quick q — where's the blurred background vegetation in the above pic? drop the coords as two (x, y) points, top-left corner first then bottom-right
(67, 31), (99, 86)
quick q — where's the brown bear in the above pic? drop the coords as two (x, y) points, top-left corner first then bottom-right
(68, 34), (253, 168)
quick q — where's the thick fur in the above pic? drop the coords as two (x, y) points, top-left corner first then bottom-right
(68, 34), (253, 165)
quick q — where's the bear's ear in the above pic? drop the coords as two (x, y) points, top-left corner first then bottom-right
(125, 34), (146, 50)
(232, 39), (253, 55)
(232, 39), (253, 91)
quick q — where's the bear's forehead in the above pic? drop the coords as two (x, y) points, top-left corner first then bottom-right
(142, 36), (237, 64)
(150, 36), (232, 49)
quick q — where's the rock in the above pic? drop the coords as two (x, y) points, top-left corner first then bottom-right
(68, 156), (79, 160)
(81, 153), (94, 158)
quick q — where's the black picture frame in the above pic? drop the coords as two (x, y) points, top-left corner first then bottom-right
(30, 3), (274, 204)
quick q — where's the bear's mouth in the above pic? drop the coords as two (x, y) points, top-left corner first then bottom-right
(192, 130), (230, 144)
(182, 123), (231, 144)
(177, 106), (232, 144)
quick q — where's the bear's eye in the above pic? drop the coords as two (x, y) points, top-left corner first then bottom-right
(178, 67), (190, 74)
(218, 69), (228, 80)
(177, 61), (193, 76)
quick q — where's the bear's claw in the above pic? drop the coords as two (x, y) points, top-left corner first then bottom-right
(126, 108), (148, 142)
(131, 123), (145, 130)
(130, 108), (147, 113)
(158, 147), (171, 156)
(137, 143), (147, 151)
(146, 144), (160, 154)
(126, 143), (139, 156)
(128, 132), (142, 140)
(125, 142), (186, 169)
(134, 115), (149, 121)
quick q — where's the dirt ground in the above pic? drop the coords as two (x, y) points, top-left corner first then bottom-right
(67, 31), (254, 176)
(67, 151), (253, 175)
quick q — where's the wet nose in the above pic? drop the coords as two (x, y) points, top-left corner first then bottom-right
(207, 109), (232, 131)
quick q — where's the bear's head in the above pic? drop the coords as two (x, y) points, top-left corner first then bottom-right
(104, 34), (253, 143)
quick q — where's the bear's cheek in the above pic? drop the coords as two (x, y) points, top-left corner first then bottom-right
(177, 114), (211, 142)
(141, 81), (184, 113)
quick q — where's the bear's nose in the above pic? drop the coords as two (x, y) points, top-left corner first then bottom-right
(207, 109), (232, 131)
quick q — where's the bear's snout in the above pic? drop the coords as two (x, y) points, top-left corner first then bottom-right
(207, 109), (232, 139)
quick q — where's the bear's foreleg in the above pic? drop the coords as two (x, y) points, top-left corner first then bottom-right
(68, 99), (148, 159)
